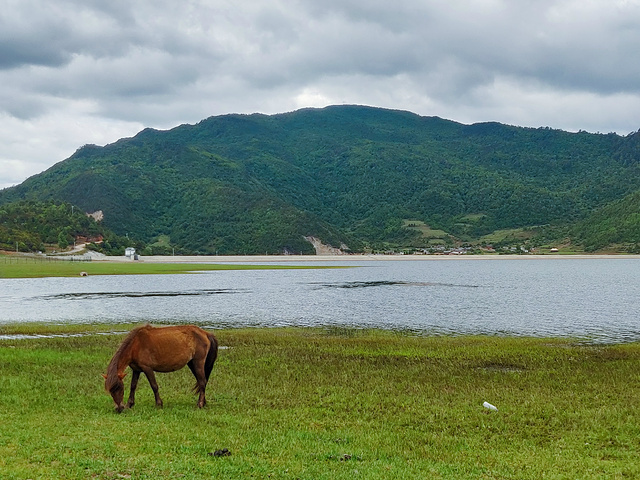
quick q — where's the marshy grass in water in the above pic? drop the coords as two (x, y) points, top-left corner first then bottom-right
(0, 325), (639, 479)
(0, 258), (337, 278)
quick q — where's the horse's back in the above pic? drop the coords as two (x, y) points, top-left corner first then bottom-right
(133, 325), (212, 372)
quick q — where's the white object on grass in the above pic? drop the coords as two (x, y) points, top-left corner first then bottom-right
(483, 401), (498, 411)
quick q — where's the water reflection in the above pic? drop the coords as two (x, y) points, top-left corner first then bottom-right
(310, 280), (479, 289)
(40, 289), (247, 300)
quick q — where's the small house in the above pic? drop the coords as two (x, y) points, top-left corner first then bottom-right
(125, 247), (136, 258)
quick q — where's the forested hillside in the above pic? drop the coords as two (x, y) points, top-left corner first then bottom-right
(573, 191), (640, 252)
(0, 200), (114, 253)
(1, 105), (640, 254)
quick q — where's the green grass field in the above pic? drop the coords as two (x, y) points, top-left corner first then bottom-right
(1, 324), (639, 479)
(402, 219), (449, 244)
(0, 257), (331, 278)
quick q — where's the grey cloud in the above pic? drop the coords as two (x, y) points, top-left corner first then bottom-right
(0, 89), (49, 120)
(4, 0), (640, 101)
(432, 1), (640, 95)
(0, 16), (73, 69)
(296, 1), (640, 96)
(0, 0), (149, 70)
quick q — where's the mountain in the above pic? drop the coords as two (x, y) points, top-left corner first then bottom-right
(1, 105), (640, 254)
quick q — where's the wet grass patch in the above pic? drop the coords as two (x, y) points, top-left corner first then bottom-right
(477, 362), (526, 373)
(0, 260), (338, 278)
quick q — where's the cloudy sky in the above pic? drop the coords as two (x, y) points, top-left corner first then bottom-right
(2, 0), (640, 189)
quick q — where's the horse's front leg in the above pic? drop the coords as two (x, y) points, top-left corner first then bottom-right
(126, 370), (141, 409)
(142, 368), (163, 408)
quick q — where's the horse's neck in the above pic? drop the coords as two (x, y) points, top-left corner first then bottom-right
(118, 348), (133, 373)
(110, 345), (133, 376)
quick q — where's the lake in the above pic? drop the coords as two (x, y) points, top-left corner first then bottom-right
(2, 257), (640, 342)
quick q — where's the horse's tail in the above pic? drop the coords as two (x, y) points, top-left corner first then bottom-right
(204, 332), (218, 382)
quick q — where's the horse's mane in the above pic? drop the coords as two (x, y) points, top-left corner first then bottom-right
(105, 324), (148, 391)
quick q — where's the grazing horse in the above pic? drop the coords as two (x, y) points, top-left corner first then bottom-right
(103, 324), (218, 413)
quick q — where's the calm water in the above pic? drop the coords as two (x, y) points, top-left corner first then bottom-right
(2, 258), (640, 342)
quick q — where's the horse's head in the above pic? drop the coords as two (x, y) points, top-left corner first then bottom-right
(102, 372), (127, 413)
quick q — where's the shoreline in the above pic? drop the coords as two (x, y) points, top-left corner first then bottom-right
(103, 253), (640, 263)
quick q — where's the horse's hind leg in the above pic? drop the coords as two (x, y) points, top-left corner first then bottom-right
(126, 370), (141, 408)
(141, 367), (163, 408)
(187, 359), (207, 408)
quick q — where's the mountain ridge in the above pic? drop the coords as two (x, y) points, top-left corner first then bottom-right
(1, 105), (639, 254)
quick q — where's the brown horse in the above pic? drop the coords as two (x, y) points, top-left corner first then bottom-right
(103, 324), (218, 413)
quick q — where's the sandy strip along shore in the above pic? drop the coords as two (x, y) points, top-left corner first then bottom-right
(103, 254), (640, 263)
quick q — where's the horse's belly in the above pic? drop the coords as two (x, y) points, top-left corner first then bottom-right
(148, 351), (193, 372)
(143, 344), (195, 372)
(152, 361), (188, 372)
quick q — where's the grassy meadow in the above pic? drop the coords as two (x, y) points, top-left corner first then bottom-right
(1, 324), (639, 479)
